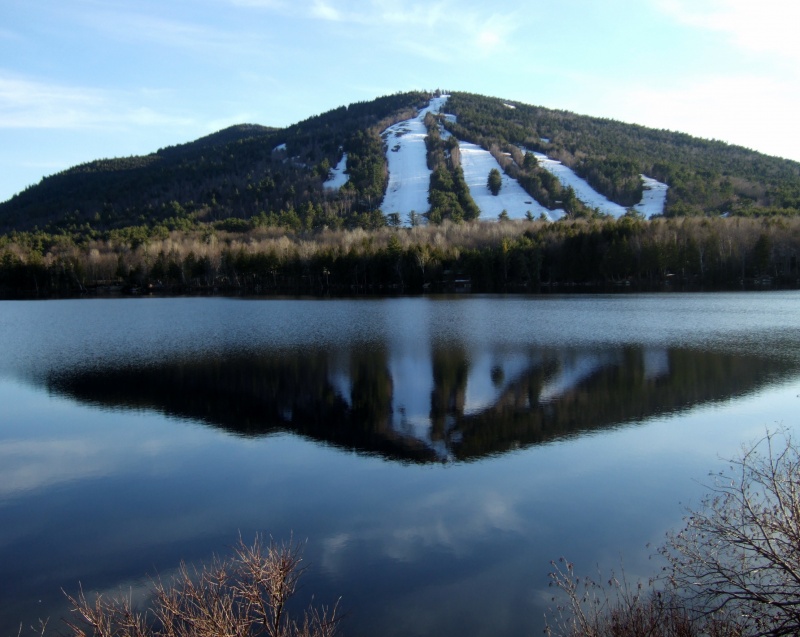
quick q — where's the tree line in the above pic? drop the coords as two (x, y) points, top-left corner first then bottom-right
(2, 216), (798, 297)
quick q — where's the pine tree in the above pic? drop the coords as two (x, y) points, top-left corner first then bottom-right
(487, 168), (502, 196)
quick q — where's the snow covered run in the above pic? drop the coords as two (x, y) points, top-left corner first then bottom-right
(533, 152), (628, 218)
(633, 175), (668, 218)
(323, 153), (349, 190)
(459, 142), (562, 221)
(379, 95), (450, 219)
(533, 152), (668, 218)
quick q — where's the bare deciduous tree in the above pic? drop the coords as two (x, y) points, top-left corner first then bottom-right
(548, 429), (800, 637)
(662, 429), (800, 637)
(64, 535), (339, 637)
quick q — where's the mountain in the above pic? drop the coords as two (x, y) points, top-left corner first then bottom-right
(3, 91), (800, 298)
(2, 90), (799, 235)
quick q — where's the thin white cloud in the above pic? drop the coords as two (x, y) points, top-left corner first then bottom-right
(0, 74), (108, 129)
(0, 73), (195, 131)
(227, 0), (286, 7)
(79, 9), (269, 57)
(655, 0), (800, 63)
(222, 0), (518, 55)
(320, 486), (526, 575)
(473, 13), (516, 54)
(394, 36), (455, 62)
(311, 0), (341, 21)
(365, 0), (451, 28)
(0, 434), (178, 500)
(223, 0), (449, 26)
(345, 0), (518, 43)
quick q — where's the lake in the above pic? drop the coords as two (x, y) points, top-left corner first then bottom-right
(1, 293), (800, 636)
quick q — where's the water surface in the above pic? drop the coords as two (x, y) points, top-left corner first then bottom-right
(2, 293), (799, 636)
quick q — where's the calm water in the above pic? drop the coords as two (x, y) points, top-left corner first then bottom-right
(2, 293), (800, 636)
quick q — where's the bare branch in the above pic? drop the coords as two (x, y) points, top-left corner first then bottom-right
(63, 535), (339, 637)
(662, 428), (800, 636)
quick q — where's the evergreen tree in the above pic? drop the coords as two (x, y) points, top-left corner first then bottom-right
(488, 168), (502, 196)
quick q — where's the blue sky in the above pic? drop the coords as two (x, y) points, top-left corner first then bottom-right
(2, 0), (799, 204)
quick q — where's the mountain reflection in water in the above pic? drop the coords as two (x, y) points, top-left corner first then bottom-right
(47, 344), (792, 463)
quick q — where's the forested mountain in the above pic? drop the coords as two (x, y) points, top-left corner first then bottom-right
(3, 90), (800, 236)
(2, 90), (800, 297)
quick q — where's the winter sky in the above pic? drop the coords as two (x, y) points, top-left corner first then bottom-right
(2, 0), (799, 203)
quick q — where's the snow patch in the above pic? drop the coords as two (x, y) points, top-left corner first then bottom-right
(503, 103), (516, 110)
(323, 153), (349, 190)
(633, 175), (668, 218)
(459, 142), (563, 221)
(273, 143), (286, 153)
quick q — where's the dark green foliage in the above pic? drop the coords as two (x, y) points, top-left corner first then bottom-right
(575, 155), (643, 206)
(516, 152), (564, 210)
(341, 129), (387, 205)
(0, 92), (428, 234)
(424, 112), (480, 223)
(487, 168), (502, 196)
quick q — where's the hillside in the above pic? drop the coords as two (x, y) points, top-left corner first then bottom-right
(2, 91), (799, 237)
(2, 91), (800, 298)
(0, 92), (429, 233)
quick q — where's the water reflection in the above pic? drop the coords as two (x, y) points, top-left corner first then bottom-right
(4, 295), (800, 637)
(47, 344), (792, 463)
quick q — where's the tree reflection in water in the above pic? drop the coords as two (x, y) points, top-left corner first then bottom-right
(47, 344), (794, 463)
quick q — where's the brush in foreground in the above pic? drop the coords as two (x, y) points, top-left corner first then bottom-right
(63, 535), (339, 637)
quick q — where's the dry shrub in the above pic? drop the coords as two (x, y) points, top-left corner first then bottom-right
(545, 559), (743, 637)
(63, 535), (339, 637)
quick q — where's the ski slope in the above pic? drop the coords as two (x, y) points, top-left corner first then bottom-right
(533, 152), (668, 218)
(533, 152), (628, 217)
(380, 95), (449, 218)
(633, 176), (669, 217)
(459, 143), (563, 221)
(377, 95), (667, 224)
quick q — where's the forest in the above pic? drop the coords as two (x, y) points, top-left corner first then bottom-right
(1, 215), (798, 297)
(2, 90), (800, 297)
